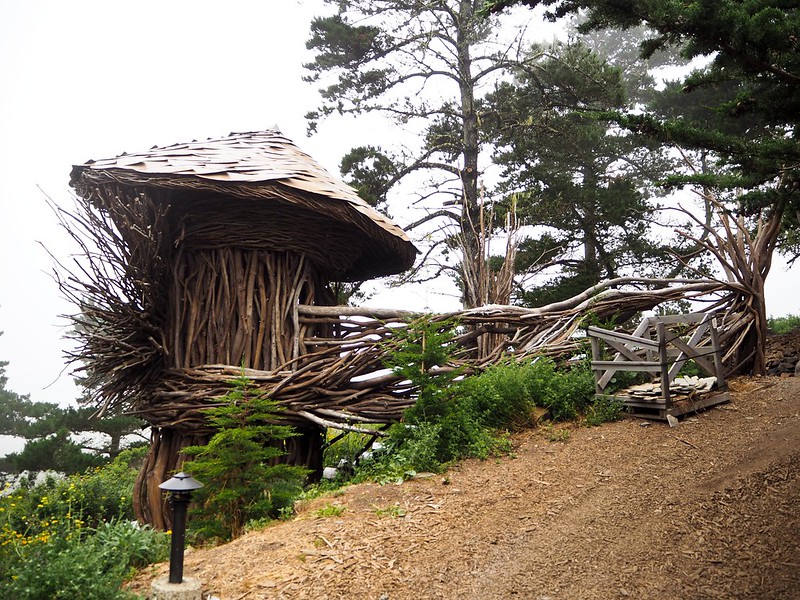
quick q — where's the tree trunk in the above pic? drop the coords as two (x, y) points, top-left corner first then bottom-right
(457, 0), (483, 309)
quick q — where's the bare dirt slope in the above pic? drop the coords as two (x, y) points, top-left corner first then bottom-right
(134, 376), (800, 600)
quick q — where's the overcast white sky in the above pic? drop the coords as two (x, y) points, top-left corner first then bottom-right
(0, 1), (798, 456)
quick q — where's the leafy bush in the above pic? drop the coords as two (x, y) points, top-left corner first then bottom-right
(457, 361), (533, 429)
(320, 334), (602, 490)
(381, 319), (514, 470)
(182, 377), (309, 542)
(370, 324), (598, 480)
(3, 535), (141, 600)
(520, 358), (595, 421)
(768, 314), (800, 334)
(93, 519), (169, 569)
(0, 447), (157, 599)
(584, 395), (625, 427)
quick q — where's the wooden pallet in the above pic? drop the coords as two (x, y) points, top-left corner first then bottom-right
(614, 390), (731, 419)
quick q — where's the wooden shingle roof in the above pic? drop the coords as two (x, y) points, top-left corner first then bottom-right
(70, 129), (417, 280)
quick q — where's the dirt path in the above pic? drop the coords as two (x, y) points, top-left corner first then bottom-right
(133, 376), (800, 599)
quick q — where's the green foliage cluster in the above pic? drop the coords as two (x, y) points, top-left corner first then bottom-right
(314, 503), (346, 518)
(768, 314), (800, 335)
(0, 447), (166, 599)
(323, 319), (609, 485)
(383, 318), (462, 423)
(0, 429), (107, 474)
(486, 0), (800, 255)
(332, 357), (609, 484)
(374, 318), (503, 475)
(182, 377), (309, 542)
(584, 395), (625, 427)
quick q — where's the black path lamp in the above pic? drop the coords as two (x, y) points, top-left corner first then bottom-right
(159, 472), (203, 584)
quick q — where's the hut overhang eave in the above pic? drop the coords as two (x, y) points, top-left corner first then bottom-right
(69, 129), (417, 281)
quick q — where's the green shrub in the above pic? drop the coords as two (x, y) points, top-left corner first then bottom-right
(348, 423), (441, 483)
(384, 317), (462, 423)
(676, 359), (702, 378)
(768, 314), (800, 334)
(318, 335), (602, 489)
(370, 328), (599, 481)
(369, 317), (498, 474)
(457, 361), (533, 429)
(93, 519), (169, 570)
(182, 377), (309, 542)
(1, 535), (141, 600)
(584, 395), (625, 427)
(0, 448), (154, 599)
(522, 358), (595, 421)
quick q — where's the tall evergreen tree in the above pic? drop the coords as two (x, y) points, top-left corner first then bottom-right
(305, 0), (545, 307)
(485, 0), (799, 371)
(485, 41), (667, 304)
(484, 0), (800, 258)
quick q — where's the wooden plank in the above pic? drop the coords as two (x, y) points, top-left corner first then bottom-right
(665, 391), (731, 417)
(667, 316), (710, 380)
(594, 394), (667, 408)
(592, 360), (664, 371)
(652, 312), (708, 325)
(632, 318), (652, 337)
(626, 406), (668, 419)
(595, 338), (649, 389)
(591, 336), (603, 394)
(658, 321), (671, 408)
(605, 339), (645, 363)
(709, 318), (726, 388)
(587, 326), (660, 350)
(622, 399), (668, 409)
(598, 367), (616, 390)
(669, 337), (717, 377)
(595, 314), (659, 390)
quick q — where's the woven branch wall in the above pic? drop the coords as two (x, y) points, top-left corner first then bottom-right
(168, 248), (320, 371)
(54, 183), (758, 438)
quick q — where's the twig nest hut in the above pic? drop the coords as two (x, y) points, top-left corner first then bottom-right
(69, 129), (416, 527)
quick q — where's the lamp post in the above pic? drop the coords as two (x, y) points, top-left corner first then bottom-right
(159, 472), (203, 584)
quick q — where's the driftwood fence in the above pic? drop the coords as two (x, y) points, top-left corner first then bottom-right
(50, 182), (768, 527)
(55, 130), (782, 528)
(127, 276), (754, 436)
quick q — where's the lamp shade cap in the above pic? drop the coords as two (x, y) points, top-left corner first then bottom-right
(158, 472), (204, 492)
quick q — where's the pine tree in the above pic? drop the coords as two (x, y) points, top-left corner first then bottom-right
(181, 377), (308, 541)
(485, 41), (666, 304)
(305, 0), (546, 307)
(484, 0), (800, 258)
